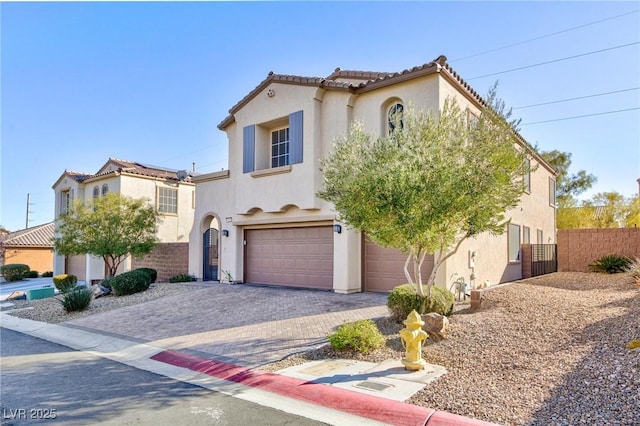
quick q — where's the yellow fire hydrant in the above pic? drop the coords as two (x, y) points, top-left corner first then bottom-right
(399, 310), (429, 371)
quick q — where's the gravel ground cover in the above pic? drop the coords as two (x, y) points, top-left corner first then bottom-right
(2, 272), (638, 425)
(261, 272), (640, 426)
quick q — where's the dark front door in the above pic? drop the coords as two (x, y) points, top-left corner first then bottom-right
(203, 228), (219, 281)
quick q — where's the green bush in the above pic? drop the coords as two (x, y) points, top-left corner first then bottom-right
(42, 271), (54, 277)
(60, 286), (92, 312)
(53, 274), (78, 293)
(25, 270), (39, 278)
(169, 273), (196, 283)
(0, 264), (30, 282)
(327, 319), (386, 353)
(110, 270), (152, 296)
(136, 268), (157, 283)
(588, 255), (633, 274)
(387, 284), (455, 322)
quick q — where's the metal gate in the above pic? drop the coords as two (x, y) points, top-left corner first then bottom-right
(203, 228), (219, 281)
(531, 244), (557, 277)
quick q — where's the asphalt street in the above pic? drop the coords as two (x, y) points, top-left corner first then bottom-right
(0, 328), (326, 426)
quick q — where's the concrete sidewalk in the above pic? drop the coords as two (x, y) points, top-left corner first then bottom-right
(0, 283), (498, 426)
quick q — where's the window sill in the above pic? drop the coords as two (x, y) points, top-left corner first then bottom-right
(251, 165), (292, 178)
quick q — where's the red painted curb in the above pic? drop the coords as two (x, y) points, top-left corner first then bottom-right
(151, 350), (433, 426)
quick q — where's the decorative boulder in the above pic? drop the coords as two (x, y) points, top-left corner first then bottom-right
(421, 313), (449, 337)
(91, 285), (111, 298)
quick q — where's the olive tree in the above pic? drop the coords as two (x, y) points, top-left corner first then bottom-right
(318, 88), (532, 297)
(54, 192), (159, 278)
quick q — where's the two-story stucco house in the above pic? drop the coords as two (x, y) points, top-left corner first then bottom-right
(189, 55), (556, 293)
(53, 158), (195, 282)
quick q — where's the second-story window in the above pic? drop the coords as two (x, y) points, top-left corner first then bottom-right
(61, 190), (71, 215)
(387, 103), (404, 135)
(102, 184), (109, 196)
(158, 187), (178, 214)
(271, 127), (290, 168)
(93, 186), (99, 199)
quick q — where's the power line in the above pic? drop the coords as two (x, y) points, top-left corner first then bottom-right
(450, 9), (639, 63)
(520, 107), (640, 126)
(466, 41), (640, 81)
(513, 87), (640, 110)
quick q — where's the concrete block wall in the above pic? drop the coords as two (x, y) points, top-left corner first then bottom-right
(557, 228), (640, 272)
(132, 242), (189, 282)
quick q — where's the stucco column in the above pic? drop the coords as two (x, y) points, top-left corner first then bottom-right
(332, 226), (361, 294)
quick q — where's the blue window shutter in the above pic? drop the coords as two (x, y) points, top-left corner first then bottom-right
(243, 125), (255, 173)
(289, 110), (303, 164)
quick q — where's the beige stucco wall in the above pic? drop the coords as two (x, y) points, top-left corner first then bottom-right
(191, 70), (556, 292)
(53, 171), (195, 280)
(2, 247), (53, 273)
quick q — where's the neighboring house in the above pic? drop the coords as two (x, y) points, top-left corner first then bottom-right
(0, 222), (54, 273)
(189, 55), (557, 293)
(52, 158), (195, 283)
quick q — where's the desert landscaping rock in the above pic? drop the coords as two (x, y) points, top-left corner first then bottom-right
(2, 273), (639, 426)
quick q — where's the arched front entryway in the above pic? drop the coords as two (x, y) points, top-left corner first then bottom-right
(202, 215), (220, 281)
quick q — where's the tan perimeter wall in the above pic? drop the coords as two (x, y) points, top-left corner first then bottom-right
(557, 228), (640, 272)
(131, 242), (189, 282)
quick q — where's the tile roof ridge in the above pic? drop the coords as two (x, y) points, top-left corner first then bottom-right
(2, 221), (54, 243)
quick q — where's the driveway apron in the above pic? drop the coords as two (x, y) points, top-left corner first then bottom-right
(63, 284), (389, 367)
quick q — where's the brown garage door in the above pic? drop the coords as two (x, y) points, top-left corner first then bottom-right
(363, 237), (433, 292)
(245, 226), (333, 289)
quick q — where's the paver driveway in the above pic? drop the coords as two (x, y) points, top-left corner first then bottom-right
(64, 283), (389, 367)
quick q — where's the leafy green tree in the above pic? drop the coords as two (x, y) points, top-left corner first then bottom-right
(318, 88), (531, 298)
(540, 150), (597, 207)
(54, 193), (159, 277)
(626, 197), (640, 227)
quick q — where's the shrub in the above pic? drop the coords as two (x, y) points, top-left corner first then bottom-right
(169, 273), (197, 283)
(136, 268), (157, 283)
(0, 264), (30, 282)
(387, 284), (455, 322)
(26, 270), (39, 278)
(60, 286), (92, 312)
(327, 319), (386, 353)
(53, 274), (78, 293)
(588, 255), (633, 274)
(42, 271), (54, 277)
(110, 269), (152, 296)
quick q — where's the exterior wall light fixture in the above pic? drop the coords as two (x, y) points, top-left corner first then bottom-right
(333, 224), (342, 234)
(222, 229), (229, 237)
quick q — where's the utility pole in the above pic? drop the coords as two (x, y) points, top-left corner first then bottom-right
(25, 193), (33, 229)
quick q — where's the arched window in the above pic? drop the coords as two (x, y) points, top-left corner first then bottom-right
(101, 184), (109, 196)
(387, 103), (404, 134)
(93, 186), (99, 199)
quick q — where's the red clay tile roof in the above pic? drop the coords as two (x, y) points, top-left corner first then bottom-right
(217, 55), (487, 129)
(0, 222), (54, 248)
(88, 158), (181, 182)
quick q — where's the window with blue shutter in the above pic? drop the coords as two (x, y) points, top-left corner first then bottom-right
(243, 125), (256, 173)
(289, 110), (303, 164)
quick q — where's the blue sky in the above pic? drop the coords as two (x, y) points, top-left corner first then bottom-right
(1, 1), (639, 232)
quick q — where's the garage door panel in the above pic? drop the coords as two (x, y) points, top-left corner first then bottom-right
(246, 226), (333, 290)
(363, 237), (433, 293)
